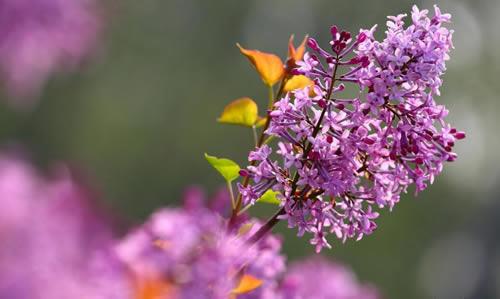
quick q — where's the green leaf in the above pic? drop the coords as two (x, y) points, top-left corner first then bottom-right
(217, 97), (259, 127)
(257, 189), (281, 205)
(204, 153), (241, 182)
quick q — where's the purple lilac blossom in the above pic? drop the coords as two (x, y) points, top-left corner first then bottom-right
(115, 187), (286, 299)
(0, 0), (100, 105)
(0, 154), (132, 299)
(275, 257), (380, 299)
(239, 5), (464, 252)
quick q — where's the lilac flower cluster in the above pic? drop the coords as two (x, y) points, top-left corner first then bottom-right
(0, 0), (100, 104)
(239, 5), (464, 252)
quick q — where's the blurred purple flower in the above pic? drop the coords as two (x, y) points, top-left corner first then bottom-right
(116, 187), (286, 299)
(275, 257), (380, 299)
(0, 158), (381, 299)
(0, 0), (101, 105)
(0, 154), (132, 299)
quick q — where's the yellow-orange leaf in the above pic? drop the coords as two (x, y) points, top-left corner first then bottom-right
(136, 277), (174, 299)
(237, 44), (284, 86)
(283, 75), (314, 92)
(232, 274), (263, 295)
(288, 35), (308, 63)
(218, 97), (259, 127)
(255, 116), (267, 128)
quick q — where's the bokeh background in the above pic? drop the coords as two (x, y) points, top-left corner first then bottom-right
(0, 0), (498, 298)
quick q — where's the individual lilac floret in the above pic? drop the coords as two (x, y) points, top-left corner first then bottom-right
(115, 187), (286, 299)
(0, 0), (101, 105)
(0, 154), (132, 299)
(239, 5), (464, 252)
(275, 257), (380, 299)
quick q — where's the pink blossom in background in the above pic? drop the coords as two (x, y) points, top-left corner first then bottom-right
(276, 257), (381, 299)
(0, 0), (101, 105)
(116, 187), (287, 299)
(0, 154), (132, 299)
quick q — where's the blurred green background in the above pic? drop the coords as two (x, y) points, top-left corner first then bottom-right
(1, 0), (499, 298)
